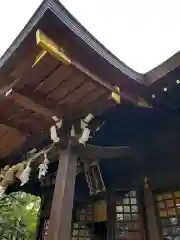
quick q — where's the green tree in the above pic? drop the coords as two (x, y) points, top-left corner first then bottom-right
(0, 192), (40, 240)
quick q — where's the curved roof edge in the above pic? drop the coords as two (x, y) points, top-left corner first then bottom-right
(0, 0), (143, 83)
(144, 51), (180, 85)
(51, 0), (180, 85)
(0, 0), (179, 86)
(49, 0), (143, 82)
(0, 1), (47, 69)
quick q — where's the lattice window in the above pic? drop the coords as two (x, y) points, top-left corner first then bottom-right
(156, 190), (180, 239)
(115, 190), (143, 240)
(71, 222), (92, 240)
(71, 204), (93, 240)
(76, 204), (93, 223)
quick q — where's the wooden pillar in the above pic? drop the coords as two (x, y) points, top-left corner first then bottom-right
(144, 177), (160, 240)
(107, 190), (114, 240)
(47, 142), (77, 240)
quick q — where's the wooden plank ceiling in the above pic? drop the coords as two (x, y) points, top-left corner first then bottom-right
(0, 36), (117, 159)
(2, 0), (180, 162)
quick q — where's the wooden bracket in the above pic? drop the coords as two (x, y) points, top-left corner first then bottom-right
(32, 49), (47, 67)
(111, 86), (121, 104)
(137, 97), (152, 108)
(36, 29), (71, 65)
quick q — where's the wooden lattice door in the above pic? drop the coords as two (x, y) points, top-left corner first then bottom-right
(114, 190), (145, 240)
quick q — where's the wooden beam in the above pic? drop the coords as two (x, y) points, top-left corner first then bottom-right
(0, 89), (67, 136)
(144, 177), (160, 240)
(16, 89), (70, 117)
(0, 47), (42, 93)
(1, 115), (73, 167)
(1, 131), (48, 167)
(2, 118), (141, 166)
(74, 143), (141, 161)
(70, 61), (142, 107)
(0, 114), (30, 136)
(36, 29), (144, 106)
(3, 89), (70, 121)
(144, 52), (180, 86)
(36, 30), (117, 95)
(47, 142), (77, 240)
(8, 91), (56, 119)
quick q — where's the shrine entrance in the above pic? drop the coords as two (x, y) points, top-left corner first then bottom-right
(71, 198), (108, 240)
(93, 222), (107, 240)
(1, 1), (180, 240)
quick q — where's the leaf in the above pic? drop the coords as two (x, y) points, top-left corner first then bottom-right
(0, 192), (40, 239)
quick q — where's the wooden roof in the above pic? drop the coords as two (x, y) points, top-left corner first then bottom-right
(0, 0), (180, 166)
(0, 0), (144, 164)
(0, 47), (115, 159)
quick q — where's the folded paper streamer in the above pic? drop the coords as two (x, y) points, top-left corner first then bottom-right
(79, 128), (91, 145)
(19, 162), (31, 186)
(79, 113), (94, 144)
(50, 125), (60, 143)
(38, 153), (49, 180)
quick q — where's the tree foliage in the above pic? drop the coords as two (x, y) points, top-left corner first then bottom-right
(0, 192), (40, 240)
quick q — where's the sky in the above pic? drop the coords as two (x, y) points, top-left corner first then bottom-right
(0, 0), (180, 73)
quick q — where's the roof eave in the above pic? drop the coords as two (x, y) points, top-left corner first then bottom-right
(0, 0), (143, 84)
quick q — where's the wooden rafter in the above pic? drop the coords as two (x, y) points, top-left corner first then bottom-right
(0, 31), (147, 126)
(72, 61), (137, 105)
(0, 110), (32, 136)
(1, 131), (48, 166)
(0, 118), (29, 136)
(4, 91), (61, 120)
(15, 89), (69, 118)
(36, 30), (143, 107)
